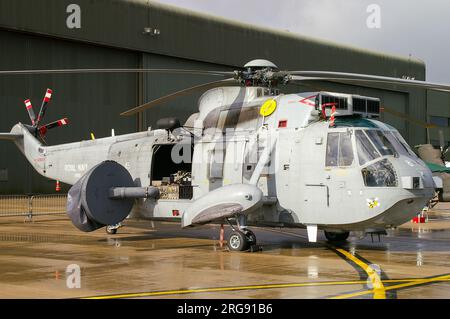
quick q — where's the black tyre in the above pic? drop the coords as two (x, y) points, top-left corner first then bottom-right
(245, 229), (257, 245)
(324, 231), (349, 242)
(106, 226), (118, 235)
(227, 231), (250, 251)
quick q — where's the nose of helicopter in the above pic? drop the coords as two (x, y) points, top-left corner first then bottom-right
(375, 155), (435, 227)
(394, 155), (435, 190)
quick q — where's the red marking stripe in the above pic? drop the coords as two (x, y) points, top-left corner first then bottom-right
(24, 99), (32, 110)
(329, 105), (336, 127)
(58, 118), (68, 126)
(43, 88), (53, 102)
(299, 95), (317, 107)
(39, 126), (48, 136)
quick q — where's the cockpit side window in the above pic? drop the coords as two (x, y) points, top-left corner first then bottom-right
(339, 132), (354, 166)
(326, 132), (354, 167)
(326, 133), (339, 167)
(365, 130), (397, 157)
(384, 131), (410, 157)
(355, 130), (380, 165)
(393, 131), (419, 159)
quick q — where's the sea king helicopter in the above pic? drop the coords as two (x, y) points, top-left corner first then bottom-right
(1, 59), (449, 251)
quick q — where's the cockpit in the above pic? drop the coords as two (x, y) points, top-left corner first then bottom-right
(325, 120), (424, 188)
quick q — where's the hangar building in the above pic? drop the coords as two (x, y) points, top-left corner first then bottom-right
(0, 0), (448, 193)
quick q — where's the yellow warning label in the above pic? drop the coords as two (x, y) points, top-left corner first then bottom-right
(260, 99), (277, 117)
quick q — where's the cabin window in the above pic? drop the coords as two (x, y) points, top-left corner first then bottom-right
(393, 131), (419, 158)
(326, 131), (354, 167)
(365, 130), (397, 157)
(339, 132), (354, 166)
(384, 131), (410, 157)
(326, 133), (339, 166)
(361, 159), (398, 187)
(355, 130), (380, 165)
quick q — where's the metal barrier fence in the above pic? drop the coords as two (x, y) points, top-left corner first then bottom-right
(0, 194), (67, 220)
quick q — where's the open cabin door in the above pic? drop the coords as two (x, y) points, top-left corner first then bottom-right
(150, 143), (194, 200)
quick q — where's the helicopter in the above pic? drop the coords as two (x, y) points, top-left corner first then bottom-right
(0, 59), (449, 251)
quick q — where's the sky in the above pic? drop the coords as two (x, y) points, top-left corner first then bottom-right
(153, 0), (450, 83)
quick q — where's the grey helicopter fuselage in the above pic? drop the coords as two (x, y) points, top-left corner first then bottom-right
(10, 86), (435, 238)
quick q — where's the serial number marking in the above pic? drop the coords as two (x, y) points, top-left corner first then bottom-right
(221, 303), (273, 315)
(177, 303), (272, 316)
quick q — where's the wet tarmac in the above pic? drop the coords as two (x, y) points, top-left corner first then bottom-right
(0, 214), (450, 299)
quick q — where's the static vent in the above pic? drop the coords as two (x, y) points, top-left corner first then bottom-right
(367, 100), (380, 114)
(353, 98), (366, 113)
(321, 95), (348, 110)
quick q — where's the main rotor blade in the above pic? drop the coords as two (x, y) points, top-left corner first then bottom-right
(38, 118), (69, 137)
(120, 78), (238, 116)
(23, 99), (36, 126)
(288, 72), (450, 92)
(0, 68), (234, 77)
(36, 88), (53, 126)
(381, 106), (437, 129)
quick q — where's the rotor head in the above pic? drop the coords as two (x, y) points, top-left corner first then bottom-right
(236, 59), (285, 87)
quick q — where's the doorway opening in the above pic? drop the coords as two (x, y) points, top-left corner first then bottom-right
(151, 143), (193, 200)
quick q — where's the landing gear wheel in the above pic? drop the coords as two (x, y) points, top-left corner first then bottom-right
(106, 224), (121, 235)
(106, 226), (117, 235)
(324, 231), (349, 242)
(227, 231), (250, 251)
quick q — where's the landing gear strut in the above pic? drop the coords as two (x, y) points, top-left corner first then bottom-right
(324, 231), (349, 243)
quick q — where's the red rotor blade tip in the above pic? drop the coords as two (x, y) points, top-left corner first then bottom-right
(23, 99), (36, 125)
(44, 88), (53, 102)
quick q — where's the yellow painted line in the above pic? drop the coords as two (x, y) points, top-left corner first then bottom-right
(331, 274), (450, 299)
(384, 274), (450, 292)
(384, 278), (450, 284)
(332, 248), (386, 299)
(84, 280), (370, 299)
(245, 228), (450, 299)
(82, 278), (450, 299)
(259, 228), (387, 299)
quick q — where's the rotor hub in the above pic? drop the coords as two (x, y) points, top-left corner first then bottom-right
(236, 59), (286, 88)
